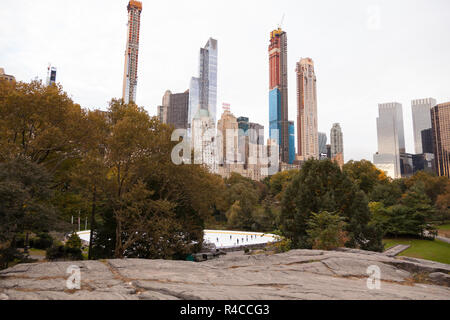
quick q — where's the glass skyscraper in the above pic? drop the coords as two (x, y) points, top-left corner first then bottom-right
(411, 98), (436, 154)
(289, 121), (295, 165)
(373, 102), (405, 179)
(188, 38), (218, 130)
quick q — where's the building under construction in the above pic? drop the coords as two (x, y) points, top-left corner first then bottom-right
(122, 1), (142, 104)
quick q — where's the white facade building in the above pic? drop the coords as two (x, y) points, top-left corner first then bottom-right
(192, 109), (218, 173)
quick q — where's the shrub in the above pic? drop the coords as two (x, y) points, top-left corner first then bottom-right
(45, 234), (83, 261)
(266, 232), (292, 253)
(33, 233), (54, 250)
(45, 245), (65, 261)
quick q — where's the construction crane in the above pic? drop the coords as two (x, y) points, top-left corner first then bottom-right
(278, 13), (285, 30)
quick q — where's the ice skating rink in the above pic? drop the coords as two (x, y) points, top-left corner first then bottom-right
(77, 230), (278, 249)
(204, 230), (278, 249)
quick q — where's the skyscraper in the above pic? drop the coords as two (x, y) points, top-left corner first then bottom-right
(330, 123), (344, 160)
(188, 38), (218, 130)
(269, 28), (290, 164)
(237, 117), (250, 165)
(192, 109), (217, 173)
(122, 1), (142, 104)
(167, 90), (190, 130)
(431, 102), (450, 177)
(296, 58), (319, 161)
(373, 102), (405, 179)
(217, 108), (239, 165)
(421, 128), (434, 154)
(318, 132), (327, 157)
(288, 121), (295, 165)
(158, 90), (171, 124)
(46, 65), (57, 86)
(412, 98), (436, 154)
(249, 122), (265, 146)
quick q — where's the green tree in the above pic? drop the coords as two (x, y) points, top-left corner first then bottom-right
(0, 80), (90, 171)
(306, 211), (348, 250)
(0, 158), (58, 266)
(281, 159), (382, 251)
(369, 180), (403, 207)
(344, 160), (388, 194)
(369, 182), (436, 237)
(222, 180), (259, 230)
(405, 171), (449, 203)
(267, 170), (298, 200)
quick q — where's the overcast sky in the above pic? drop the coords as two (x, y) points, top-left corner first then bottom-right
(1, 0), (449, 161)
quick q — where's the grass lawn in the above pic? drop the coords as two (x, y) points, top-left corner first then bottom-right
(28, 248), (46, 256)
(383, 238), (450, 265)
(437, 224), (450, 238)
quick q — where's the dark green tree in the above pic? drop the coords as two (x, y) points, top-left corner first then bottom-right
(0, 158), (58, 267)
(281, 159), (383, 251)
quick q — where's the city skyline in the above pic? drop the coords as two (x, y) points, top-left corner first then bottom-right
(1, 0), (450, 162)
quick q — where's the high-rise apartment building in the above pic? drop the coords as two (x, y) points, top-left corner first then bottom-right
(421, 128), (434, 154)
(296, 58), (319, 161)
(217, 109), (240, 165)
(122, 1), (142, 104)
(330, 123), (344, 160)
(373, 102), (405, 179)
(158, 90), (171, 124)
(412, 98), (436, 154)
(431, 102), (450, 177)
(167, 90), (190, 129)
(249, 122), (265, 146)
(269, 28), (291, 164)
(0, 68), (15, 83)
(217, 108), (267, 181)
(188, 38), (218, 131)
(237, 117), (250, 165)
(192, 109), (217, 173)
(46, 65), (57, 86)
(318, 132), (327, 158)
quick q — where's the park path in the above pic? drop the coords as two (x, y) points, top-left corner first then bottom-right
(436, 235), (450, 244)
(383, 245), (411, 257)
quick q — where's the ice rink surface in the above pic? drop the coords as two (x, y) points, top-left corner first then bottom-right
(204, 230), (278, 249)
(76, 230), (278, 249)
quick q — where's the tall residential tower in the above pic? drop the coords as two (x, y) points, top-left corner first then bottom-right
(431, 102), (450, 178)
(122, 1), (142, 104)
(269, 28), (292, 164)
(412, 98), (436, 154)
(296, 58), (319, 161)
(188, 38), (218, 130)
(330, 123), (344, 167)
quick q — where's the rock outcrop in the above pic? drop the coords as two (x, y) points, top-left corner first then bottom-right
(1, 249), (449, 300)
